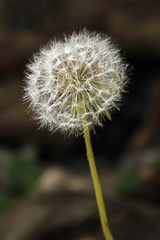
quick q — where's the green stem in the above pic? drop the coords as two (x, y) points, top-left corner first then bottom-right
(83, 125), (114, 240)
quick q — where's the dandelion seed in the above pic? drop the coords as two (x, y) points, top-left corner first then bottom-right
(24, 29), (128, 136)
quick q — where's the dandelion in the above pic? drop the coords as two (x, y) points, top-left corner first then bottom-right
(24, 29), (128, 240)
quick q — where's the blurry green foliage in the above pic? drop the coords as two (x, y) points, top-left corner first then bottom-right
(6, 157), (41, 196)
(115, 175), (144, 197)
(0, 157), (41, 217)
(0, 192), (14, 216)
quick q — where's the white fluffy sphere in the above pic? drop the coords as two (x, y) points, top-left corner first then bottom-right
(24, 29), (128, 135)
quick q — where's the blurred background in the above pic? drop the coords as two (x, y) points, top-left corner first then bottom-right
(0, 0), (160, 239)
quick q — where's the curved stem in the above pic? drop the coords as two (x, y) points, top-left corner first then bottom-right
(83, 125), (114, 240)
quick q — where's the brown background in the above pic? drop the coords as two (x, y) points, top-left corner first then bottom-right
(0, 1), (160, 240)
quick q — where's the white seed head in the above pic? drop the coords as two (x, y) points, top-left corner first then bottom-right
(24, 29), (128, 135)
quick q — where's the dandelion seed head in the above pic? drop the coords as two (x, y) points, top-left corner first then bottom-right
(24, 29), (128, 135)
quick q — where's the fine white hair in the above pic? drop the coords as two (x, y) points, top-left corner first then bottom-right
(24, 29), (128, 135)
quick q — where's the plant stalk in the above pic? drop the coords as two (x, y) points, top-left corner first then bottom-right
(83, 125), (114, 240)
